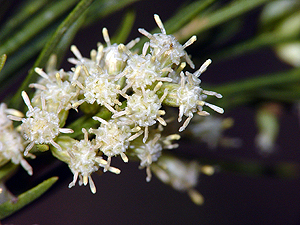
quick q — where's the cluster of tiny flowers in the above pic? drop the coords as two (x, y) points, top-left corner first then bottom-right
(151, 154), (204, 205)
(0, 103), (33, 175)
(4, 14), (223, 196)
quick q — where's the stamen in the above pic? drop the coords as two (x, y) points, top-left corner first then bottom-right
(138, 28), (152, 39)
(142, 42), (150, 56)
(89, 176), (96, 194)
(70, 45), (83, 60)
(202, 90), (222, 98)
(92, 116), (108, 125)
(22, 91), (33, 111)
(120, 153), (128, 163)
(102, 27), (111, 46)
(182, 35), (197, 49)
(34, 67), (49, 80)
(154, 14), (166, 34)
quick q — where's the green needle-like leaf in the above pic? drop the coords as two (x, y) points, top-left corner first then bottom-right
(0, 54), (7, 72)
(83, 0), (140, 27)
(9, 0), (95, 109)
(173, 0), (271, 42)
(0, 176), (58, 220)
(110, 10), (136, 44)
(0, 0), (50, 42)
(0, 0), (78, 57)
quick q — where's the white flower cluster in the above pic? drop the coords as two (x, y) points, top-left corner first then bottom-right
(0, 103), (33, 175)
(2, 14), (223, 195)
(151, 154), (204, 205)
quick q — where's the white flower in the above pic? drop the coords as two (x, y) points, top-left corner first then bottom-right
(113, 82), (168, 142)
(68, 128), (120, 193)
(175, 67), (224, 132)
(117, 46), (172, 94)
(31, 68), (80, 112)
(129, 128), (180, 182)
(188, 116), (239, 149)
(138, 14), (196, 68)
(151, 155), (204, 205)
(83, 71), (121, 112)
(0, 103), (32, 175)
(100, 28), (140, 75)
(134, 134), (162, 182)
(0, 128), (33, 175)
(90, 117), (137, 171)
(10, 91), (73, 155)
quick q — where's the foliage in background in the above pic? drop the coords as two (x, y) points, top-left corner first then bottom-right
(0, 0), (300, 220)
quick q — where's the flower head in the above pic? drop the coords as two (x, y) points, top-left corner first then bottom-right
(151, 154), (204, 205)
(90, 117), (134, 171)
(10, 91), (73, 155)
(139, 14), (196, 68)
(0, 103), (32, 175)
(68, 128), (120, 193)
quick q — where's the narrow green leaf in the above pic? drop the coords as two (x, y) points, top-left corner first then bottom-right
(0, 54), (7, 72)
(209, 32), (296, 61)
(173, 0), (272, 42)
(0, 0), (51, 42)
(0, 26), (55, 88)
(110, 10), (136, 44)
(213, 67), (300, 96)
(0, 176), (58, 220)
(83, 0), (140, 27)
(53, 13), (87, 67)
(9, 0), (95, 108)
(0, 0), (78, 56)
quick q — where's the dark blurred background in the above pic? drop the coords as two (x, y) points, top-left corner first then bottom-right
(2, 0), (300, 224)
